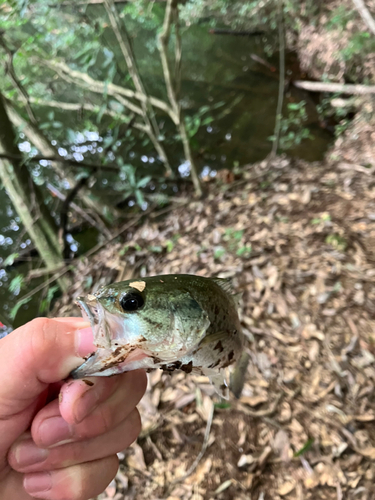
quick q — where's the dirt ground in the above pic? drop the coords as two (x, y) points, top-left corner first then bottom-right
(55, 106), (375, 499)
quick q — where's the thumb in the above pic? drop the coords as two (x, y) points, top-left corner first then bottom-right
(0, 317), (94, 460)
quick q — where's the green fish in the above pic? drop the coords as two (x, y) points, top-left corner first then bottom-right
(70, 274), (247, 398)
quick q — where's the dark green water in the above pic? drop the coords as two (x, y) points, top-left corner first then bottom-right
(0, 19), (333, 334)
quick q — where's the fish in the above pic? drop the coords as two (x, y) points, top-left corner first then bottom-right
(70, 274), (247, 398)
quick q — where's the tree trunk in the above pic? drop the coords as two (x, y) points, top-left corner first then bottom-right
(0, 93), (69, 291)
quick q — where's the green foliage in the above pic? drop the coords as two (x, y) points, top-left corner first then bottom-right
(311, 212), (331, 225)
(294, 438), (314, 457)
(39, 285), (59, 314)
(3, 253), (19, 267)
(9, 296), (32, 320)
(269, 101), (313, 151)
(115, 160), (151, 208)
(9, 274), (24, 295)
(214, 246), (226, 260)
(325, 233), (347, 252)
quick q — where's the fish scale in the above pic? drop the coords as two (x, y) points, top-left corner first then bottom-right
(70, 274), (246, 398)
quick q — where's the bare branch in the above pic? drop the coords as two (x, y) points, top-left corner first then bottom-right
(270, 0), (285, 159)
(103, 0), (172, 174)
(0, 35), (38, 126)
(158, 0), (202, 196)
(39, 59), (178, 122)
(352, 0), (375, 35)
(28, 97), (148, 132)
(293, 80), (375, 94)
(0, 153), (121, 172)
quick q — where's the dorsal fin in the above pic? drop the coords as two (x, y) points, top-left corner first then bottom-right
(211, 277), (234, 295)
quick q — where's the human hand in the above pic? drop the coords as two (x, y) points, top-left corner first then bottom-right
(0, 317), (147, 500)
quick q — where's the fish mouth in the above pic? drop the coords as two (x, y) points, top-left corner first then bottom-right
(70, 294), (114, 379)
(75, 295), (98, 328)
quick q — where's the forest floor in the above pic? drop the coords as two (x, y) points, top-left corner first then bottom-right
(54, 98), (375, 500)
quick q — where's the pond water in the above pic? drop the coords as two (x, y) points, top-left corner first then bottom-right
(0, 12), (333, 334)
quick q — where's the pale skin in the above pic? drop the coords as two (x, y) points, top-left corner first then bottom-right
(0, 317), (147, 500)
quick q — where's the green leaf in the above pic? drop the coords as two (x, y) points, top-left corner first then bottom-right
(10, 296), (32, 320)
(294, 438), (314, 457)
(214, 402), (231, 409)
(9, 274), (24, 295)
(137, 176), (151, 188)
(3, 253), (19, 266)
(148, 245), (163, 253)
(135, 189), (145, 207)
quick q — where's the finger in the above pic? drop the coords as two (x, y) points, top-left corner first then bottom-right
(31, 370), (146, 448)
(9, 408), (140, 473)
(0, 318), (94, 457)
(23, 455), (119, 500)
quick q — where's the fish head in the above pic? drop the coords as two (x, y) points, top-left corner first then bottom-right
(71, 276), (210, 378)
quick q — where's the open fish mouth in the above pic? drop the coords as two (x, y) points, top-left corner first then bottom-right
(76, 294), (99, 328)
(75, 294), (113, 349)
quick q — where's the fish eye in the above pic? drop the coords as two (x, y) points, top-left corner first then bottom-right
(120, 291), (144, 312)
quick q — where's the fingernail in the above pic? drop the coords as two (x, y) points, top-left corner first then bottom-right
(14, 439), (49, 467)
(38, 416), (73, 448)
(73, 387), (100, 423)
(75, 327), (95, 357)
(24, 472), (52, 495)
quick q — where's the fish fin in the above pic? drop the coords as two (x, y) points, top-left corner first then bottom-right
(229, 351), (250, 399)
(199, 330), (227, 346)
(209, 372), (229, 400)
(211, 277), (234, 295)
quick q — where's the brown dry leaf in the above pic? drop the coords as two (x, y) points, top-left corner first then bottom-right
(240, 394), (268, 407)
(185, 458), (212, 485)
(126, 442), (147, 472)
(277, 480), (296, 496)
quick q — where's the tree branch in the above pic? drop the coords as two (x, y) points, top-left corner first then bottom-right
(0, 153), (121, 172)
(158, 0), (202, 196)
(270, 0), (285, 159)
(293, 80), (375, 94)
(0, 34), (38, 126)
(39, 58), (178, 122)
(27, 96), (148, 133)
(352, 0), (375, 35)
(103, 0), (172, 174)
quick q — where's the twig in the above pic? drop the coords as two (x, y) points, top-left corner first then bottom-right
(46, 183), (103, 231)
(51, 0), (165, 5)
(238, 394), (282, 418)
(0, 153), (120, 172)
(293, 80), (375, 94)
(352, 0), (375, 35)
(59, 176), (89, 257)
(172, 402), (214, 484)
(0, 35), (38, 126)
(103, 0), (172, 174)
(28, 97), (148, 132)
(39, 59), (177, 123)
(158, 0), (202, 196)
(14, 212), (147, 302)
(173, 7), (182, 99)
(270, 0), (285, 159)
